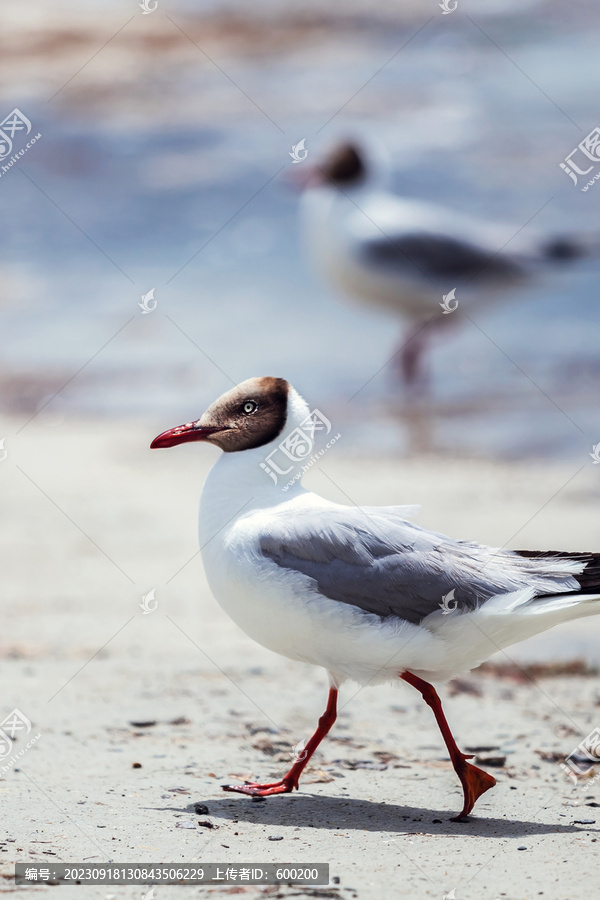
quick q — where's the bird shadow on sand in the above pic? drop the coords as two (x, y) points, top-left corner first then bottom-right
(173, 793), (597, 839)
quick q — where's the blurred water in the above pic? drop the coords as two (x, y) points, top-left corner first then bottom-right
(0, 0), (598, 458)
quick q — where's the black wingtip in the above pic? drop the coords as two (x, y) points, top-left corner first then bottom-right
(543, 238), (585, 261)
(514, 549), (600, 593)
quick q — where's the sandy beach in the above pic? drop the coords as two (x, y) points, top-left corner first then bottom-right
(1, 414), (599, 898)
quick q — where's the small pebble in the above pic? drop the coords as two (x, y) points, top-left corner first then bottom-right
(333, 876), (340, 884)
(573, 818), (596, 825)
(475, 755), (506, 768)
(129, 721), (156, 728)
(194, 804), (209, 815)
(198, 820), (215, 829)
(268, 835), (284, 841)
(517, 846), (527, 850)
(132, 762), (142, 769)
(432, 819), (442, 824)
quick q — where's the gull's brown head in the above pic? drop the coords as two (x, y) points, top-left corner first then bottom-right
(151, 377), (289, 453)
(290, 141), (367, 190)
(319, 142), (366, 186)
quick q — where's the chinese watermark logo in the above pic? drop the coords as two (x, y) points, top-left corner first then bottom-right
(560, 126), (600, 192)
(439, 589), (458, 615)
(260, 409), (340, 491)
(139, 288), (157, 314)
(439, 0), (458, 13)
(139, 589), (158, 615)
(440, 288), (458, 314)
(589, 442), (600, 464)
(0, 709), (41, 777)
(289, 139), (308, 164)
(139, 0), (158, 13)
(560, 727), (600, 784)
(0, 109), (41, 178)
(0, 109), (31, 159)
(291, 738), (308, 762)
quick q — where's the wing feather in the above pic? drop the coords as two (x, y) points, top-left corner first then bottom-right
(258, 506), (585, 625)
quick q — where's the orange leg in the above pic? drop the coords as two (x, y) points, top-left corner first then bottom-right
(401, 671), (496, 820)
(222, 687), (338, 797)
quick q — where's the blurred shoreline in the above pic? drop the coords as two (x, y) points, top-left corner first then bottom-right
(1, 0), (598, 462)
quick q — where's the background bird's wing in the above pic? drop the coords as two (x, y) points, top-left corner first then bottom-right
(257, 506), (584, 625)
(358, 232), (525, 284)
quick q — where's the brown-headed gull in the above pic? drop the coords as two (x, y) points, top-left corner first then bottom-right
(151, 376), (600, 819)
(297, 142), (595, 389)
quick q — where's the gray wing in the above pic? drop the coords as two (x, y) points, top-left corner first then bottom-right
(358, 233), (525, 285)
(258, 506), (582, 625)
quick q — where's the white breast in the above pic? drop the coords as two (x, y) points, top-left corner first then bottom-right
(198, 458), (439, 686)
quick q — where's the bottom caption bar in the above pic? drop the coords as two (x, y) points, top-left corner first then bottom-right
(15, 863), (329, 886)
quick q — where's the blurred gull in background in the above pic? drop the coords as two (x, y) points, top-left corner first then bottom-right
(297, 141), (598, 395)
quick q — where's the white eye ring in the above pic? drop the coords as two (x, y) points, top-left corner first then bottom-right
(242, 400), (258, 415)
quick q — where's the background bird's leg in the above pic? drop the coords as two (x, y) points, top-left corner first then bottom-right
(400, 671), (496, 820)
(396, 322), (431, 398)
(392, 321), (434, 454)
(221, 687), (338, 796)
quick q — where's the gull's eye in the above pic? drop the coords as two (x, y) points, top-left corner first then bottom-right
(241, 400), (258, 416)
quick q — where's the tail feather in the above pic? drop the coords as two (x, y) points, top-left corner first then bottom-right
(541, 234), (600, 261)
(514, 550), (600, 594)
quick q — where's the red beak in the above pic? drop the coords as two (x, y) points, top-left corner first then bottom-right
(150, 422), (225, 449)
